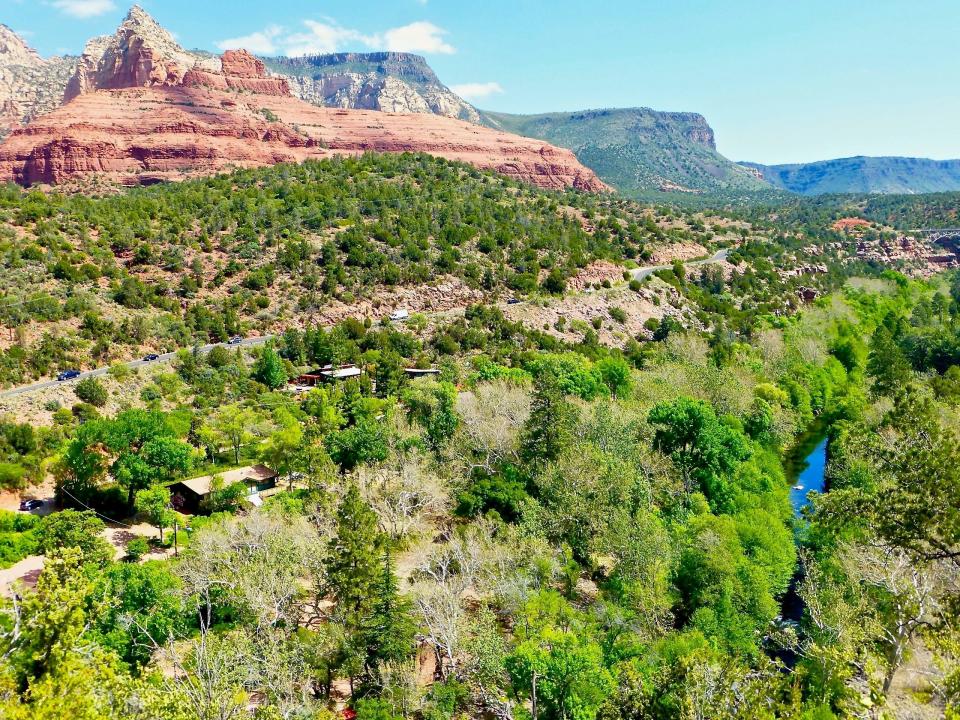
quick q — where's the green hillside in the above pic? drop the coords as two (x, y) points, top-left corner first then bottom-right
(484, 108), (771, 198)
(744, 156), (960, 195)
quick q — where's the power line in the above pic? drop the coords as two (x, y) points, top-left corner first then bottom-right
(58, 486), (135, 529)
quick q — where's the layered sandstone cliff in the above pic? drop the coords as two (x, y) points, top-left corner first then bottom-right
(0, 48), (604, 192)
(64, 5), (220, 101)
(183, 51), (290, 96)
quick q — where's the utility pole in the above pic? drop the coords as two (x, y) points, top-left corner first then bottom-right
(173, 517), (179, 557)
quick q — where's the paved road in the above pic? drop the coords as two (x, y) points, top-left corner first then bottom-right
(0, 336), (272, 400)
(631, 248), (730, 282)
(1, 250), (730, 400)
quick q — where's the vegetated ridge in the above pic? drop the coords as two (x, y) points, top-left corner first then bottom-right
(485, 107), (772, 198)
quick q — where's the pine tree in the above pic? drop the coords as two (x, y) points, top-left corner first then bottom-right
(327, 484), (382, 631)
(520, 376), (579, 468)
(364, 548), (417, 671)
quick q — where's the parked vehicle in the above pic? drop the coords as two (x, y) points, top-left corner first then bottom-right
(143, 353), (160, 362)
(507, 297), (521, 304)
(227, 336), (244, 345)
(19, 499), (42, 511)
(388, 309), (409, 322)
(56, 369), (81, 381)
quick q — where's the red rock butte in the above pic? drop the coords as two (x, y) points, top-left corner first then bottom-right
(0, 49), (605, 192)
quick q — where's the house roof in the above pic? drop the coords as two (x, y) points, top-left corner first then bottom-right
(176, 464), (277, 497)
(321, 367), (362, 379)
(404, 367), (440, 376)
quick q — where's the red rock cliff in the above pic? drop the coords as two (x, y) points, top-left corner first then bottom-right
(2, 33), (605, 193)
(182, 50), (290, 96)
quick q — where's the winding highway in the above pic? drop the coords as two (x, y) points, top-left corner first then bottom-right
(630, 248), (730, 282)
(0, 249), (733, 400)
(0, 336), (272, 400)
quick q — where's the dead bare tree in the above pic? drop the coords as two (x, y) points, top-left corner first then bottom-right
(357, 453), (450, 541)
(843, 542), (943, 693)
(454, 381), (531, 474)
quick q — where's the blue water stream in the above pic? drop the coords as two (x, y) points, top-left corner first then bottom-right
(789, 436), (828, 514)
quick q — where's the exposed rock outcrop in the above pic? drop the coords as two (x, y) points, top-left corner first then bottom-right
(0, 67), (604, 192)
(0, 8), (602, 192)
(0, 25), (75, 137)
(183, 50), (290, 96)
(264, 53), (484, 124)
(64, 5), (219, 102)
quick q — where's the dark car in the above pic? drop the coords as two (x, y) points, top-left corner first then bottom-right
(143, 353), (160, 362)
(507, 297), (521, 305)
(19, 499), (43, 511)
(227, 336), (243, 345)
(56, 369), (81, 381)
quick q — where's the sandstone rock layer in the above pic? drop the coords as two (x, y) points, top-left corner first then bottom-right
(0, 83), (605, 192)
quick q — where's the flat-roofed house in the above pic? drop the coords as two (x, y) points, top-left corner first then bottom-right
(170, 464), (278, 513)
(291, 364), (363, 389)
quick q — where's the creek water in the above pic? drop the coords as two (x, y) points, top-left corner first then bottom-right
(789, 436), (829, 514)
(779, 429), (830, 637)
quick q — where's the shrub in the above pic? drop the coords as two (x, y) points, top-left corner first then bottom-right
(126, 536), (150, 562)
(107, 362), (132, 381)
(75, 376), (108, 407)
(609, 307), (627, 323)
(541, 268), (567, 295)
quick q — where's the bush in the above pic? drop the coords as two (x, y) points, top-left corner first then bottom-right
(125, 536), (150, 562)
(629, 279), (643, 292)
(609, 307), (627, 323)
(541, 268), (567, 294)
(107, 362), (133, 381)
(75, 376), (108, 407)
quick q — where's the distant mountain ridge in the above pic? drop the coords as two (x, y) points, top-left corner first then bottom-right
(743, 156), (960, 195)
(484, 108), (771, 197)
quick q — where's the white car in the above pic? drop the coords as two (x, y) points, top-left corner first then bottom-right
(389, 309), (409, 322)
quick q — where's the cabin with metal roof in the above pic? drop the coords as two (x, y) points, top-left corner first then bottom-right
(170, 464), (278, 513)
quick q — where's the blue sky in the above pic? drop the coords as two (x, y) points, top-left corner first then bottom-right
(6, 0), (958, 165)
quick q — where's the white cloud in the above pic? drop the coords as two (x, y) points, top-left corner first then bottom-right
(381, 21), (454, 54)
(51, 0), (116, 18)
(216, 18), (455, 58)
(450, 81), (503, 101)
(216, 25), (283, 55)
(283, 20), (375, 56)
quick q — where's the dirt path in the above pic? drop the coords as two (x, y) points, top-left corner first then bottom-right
(0, 555), (44, 598)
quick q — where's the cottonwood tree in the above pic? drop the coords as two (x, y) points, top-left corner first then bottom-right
(177, 511), (319, 633)
(454, 381), (531, 473)
(411, 526), (489, 678)
(788, 552), (878, 710)
(357, 453), (449, 541)
(844, 542), (943, 693)
(211, 404), (263, 465)
(135, 485), (175, 543)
